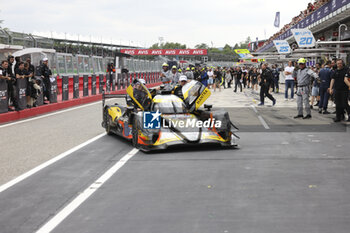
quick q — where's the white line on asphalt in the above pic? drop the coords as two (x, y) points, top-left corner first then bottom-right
(258, 115), (270, 130)
(0, 101), (102, 128)
(0, 133), (106, 193)
(35, 148), (139, 233)
(250, 105), (258, 113)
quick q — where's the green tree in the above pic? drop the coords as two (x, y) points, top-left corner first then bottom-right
(195, 43), (209, 49)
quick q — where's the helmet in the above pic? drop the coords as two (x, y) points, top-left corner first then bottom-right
(191, 67), (195, 70)
(172, 65), (177, 69)
(186, 67), (190, 71)
(298, 58), (307, 64)
(178, 68), (182, 72)
(162, 63), (169, 67)
(139, 79), (146, 85)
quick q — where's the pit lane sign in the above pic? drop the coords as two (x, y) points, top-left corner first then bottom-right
(291, 29), (316, 47)
(120, 49), (207, 56)
(273, 40), (291, 54)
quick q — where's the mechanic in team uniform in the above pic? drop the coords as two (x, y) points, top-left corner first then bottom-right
(293, 58), (318, 119)
(185, 67), (194, 80)
(258, 64), (276, 106)
(169, 65), (180, 84)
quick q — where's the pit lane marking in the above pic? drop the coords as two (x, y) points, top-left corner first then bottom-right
(244, 91), (270, 130)
(0, 133), (106, 193)
(35, 148), (139, 233)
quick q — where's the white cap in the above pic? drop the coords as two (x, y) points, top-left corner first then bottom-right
(42, 57), (48, 61)
(139, 79), (146, 84)
(179, 75), (187, 82)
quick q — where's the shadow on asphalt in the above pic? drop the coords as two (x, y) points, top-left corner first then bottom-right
(141, 143), (239, 155)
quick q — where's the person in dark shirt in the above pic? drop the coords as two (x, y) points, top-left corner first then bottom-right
(26, 57), (35, 75)
(7, 55), (17, 110)
(251, 68), (259, 91)
(40, 58), (52, 103)
(271, 65), (280, 93)
(213, 67), (221, 92)
(318, 61), (333, 114)
(258, 64), (276, 106)
(329, 59), (350, 122)
(233, 67), (243, 93)
(172, 75), (188, 99)
(0, 60), (10, 81)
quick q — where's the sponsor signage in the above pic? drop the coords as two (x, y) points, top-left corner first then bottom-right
(120, 49), (207, 56)
(291, 28), (316, 47)
(273, 40), (291, 54)
(259, 0), (350, 52)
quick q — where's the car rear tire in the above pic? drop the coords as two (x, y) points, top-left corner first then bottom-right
(105, 115), (113, 135)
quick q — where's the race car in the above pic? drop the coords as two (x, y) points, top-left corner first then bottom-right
(102, 79), (239, 151)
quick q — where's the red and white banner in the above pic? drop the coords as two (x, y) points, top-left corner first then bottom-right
(120, 49), (207, 56)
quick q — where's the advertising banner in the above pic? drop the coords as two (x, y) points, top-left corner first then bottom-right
(99, 74), (104, 93)
(0, 79), (8, 113)
(49, 76), (58, 103)
(62, 75), (69, 101)
(105, 74), (110, 92)
(16, 78), (27, 110)
(91, 74), (97, 95)
(120, 49), (207, 56)
(291, 28), (316, 47)
(111, 73), (116, 91)
(83, 75), (89, 96)
(273, 40), (291, 54)
(73, 75), (79, 99)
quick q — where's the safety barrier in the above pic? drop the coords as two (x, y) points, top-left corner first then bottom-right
(0, 72), (161, 115)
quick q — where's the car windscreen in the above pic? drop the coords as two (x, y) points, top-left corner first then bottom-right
(152, 96), (187, 114)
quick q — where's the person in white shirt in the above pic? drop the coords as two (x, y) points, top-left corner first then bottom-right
(207, 68), (214, 89)
(284, 61), (295, 101)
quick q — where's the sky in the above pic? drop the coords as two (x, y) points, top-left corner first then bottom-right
(0, 0), (311, 48)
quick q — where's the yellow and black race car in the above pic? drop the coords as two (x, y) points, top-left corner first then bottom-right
(102, 79), (239, 151)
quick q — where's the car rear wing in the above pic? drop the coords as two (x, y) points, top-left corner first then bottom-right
(102, 90), (127, 107)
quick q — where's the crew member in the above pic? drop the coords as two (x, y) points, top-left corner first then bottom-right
(329, 59), (350, 122)
(258, 64), (276, 106)
(160, 63), (170, 81)
(185, 67), (194, 80)
(40, 57), (52, 103)
(233, 67), (243, 92)
(271, 65), (280, 93)
(169, 65), (180, 84)
(7, 55), (17, 111)
(293, 58), (318, 119)
(318, 61), (332, 114)
(172, 75), (188, 99)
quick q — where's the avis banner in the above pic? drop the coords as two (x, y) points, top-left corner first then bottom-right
(120, 49), (207, 56)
